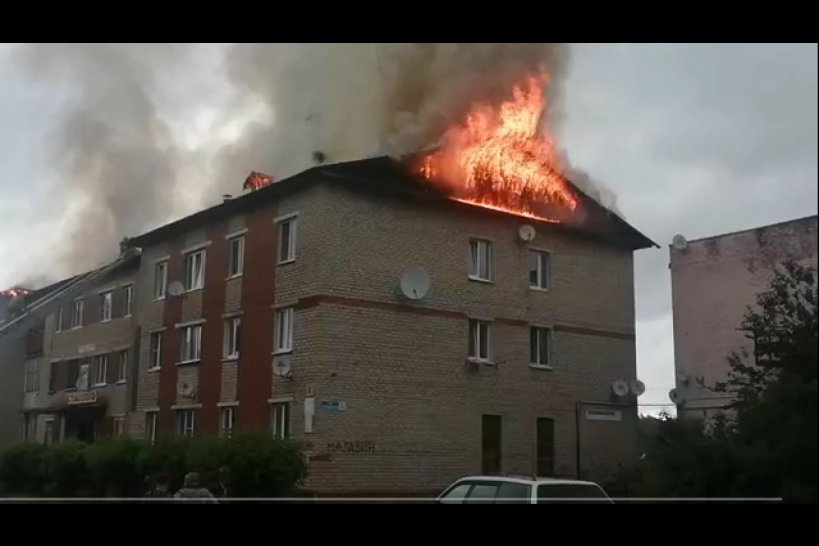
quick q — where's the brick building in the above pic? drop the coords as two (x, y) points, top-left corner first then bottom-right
(121, 156), (655, 494)
(670, 215), (818, 419)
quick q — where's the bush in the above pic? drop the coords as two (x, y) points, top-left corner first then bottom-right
(0, 433), (307, 499)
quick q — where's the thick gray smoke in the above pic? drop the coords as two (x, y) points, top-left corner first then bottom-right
(14, 44), (193, 273)
(216, 43), (619, 212)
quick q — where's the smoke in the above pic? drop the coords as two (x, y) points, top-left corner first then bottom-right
(13, 43), (196, 276)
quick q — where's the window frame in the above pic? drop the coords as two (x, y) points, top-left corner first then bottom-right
(529, 326), (553, 369)
(220, 407), (235, 438)
(24, 360), (39, 393)
(179, 324), (202, 363)
(93, 354), (108, 386)
(271, 402), (291, 439)
(145, 411), (158, 444)
(184, 249), (207, 292)
(468, 238), (493, 282)
(124, 285), (134, 316)
(223, 317), (241, 360)
(56, 307), (65, 333)
(227, 235), (245, 278)
(117, 350), (128, 383)
(71, 299), (84, 329)
(468, 319), (492, 362)
(528, 249), (551, 290)
(148, 332), (162, 371)
(274, 307), (294, 354)
(176, 409), (196, 438)
(154, 260), (168, 301)
(99, 291), (113, 322)
(276, 215), (298, 265)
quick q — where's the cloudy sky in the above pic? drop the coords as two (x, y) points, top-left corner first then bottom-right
(1, 44), (816, 413)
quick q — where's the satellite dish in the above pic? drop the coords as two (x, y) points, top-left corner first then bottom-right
(669, 387), (684, 405)
(611, 380), (629, 398)
(518, 224), (536, 242)
(399, 267), (430, 300)
(677, 373), (690, 385)
(630, 379), (646, 397)
(671, 234), (688, 251)
(178, 382), (196, 398)
(168, 281), (185, 297)
(273, 355), (292, 377)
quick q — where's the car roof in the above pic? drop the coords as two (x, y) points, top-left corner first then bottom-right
(451, 476), (603, 487)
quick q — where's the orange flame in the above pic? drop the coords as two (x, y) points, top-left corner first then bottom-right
(417, 73), (576, 222)
(1, 287), (30, 298)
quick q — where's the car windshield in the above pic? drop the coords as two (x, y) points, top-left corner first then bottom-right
(537, 483), (612, 504)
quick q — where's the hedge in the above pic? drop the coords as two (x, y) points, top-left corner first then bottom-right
(0, 431), (307, 498)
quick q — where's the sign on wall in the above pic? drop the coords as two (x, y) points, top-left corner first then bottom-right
(320, 400), (347, 412)
(67, 390), (98, 405)
(585, 409), (622, 422)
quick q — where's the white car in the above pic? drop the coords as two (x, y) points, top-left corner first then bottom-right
(435, 476), (613, 504)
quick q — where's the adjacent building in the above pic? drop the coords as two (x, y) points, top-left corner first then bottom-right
(2, 156), (656, 494)
(670, 215), (818, 419)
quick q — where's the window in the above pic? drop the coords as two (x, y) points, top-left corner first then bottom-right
(497, 482), (532, 504)
(529, 250), (550, 289)
(465, 483), (500, 504)
(176, 409), (195, 437)
(148, 332), (162, 370)
(75, 360), (90, 390)
(271, 402), (291, 439)
(43, 420), (55, 446)
(223, 317), (241, 359)
(536, 418), (555, 477)
(71, 299), (84, 328)
(24, 360), (39, 393)
(56, 307), (65, 332)
(145, 411), (158, 444)
(481, 414), (502, 475)
(49, 362), (58, 392)
(154, 261), (168, 300)
(438, 483), (473, 504)
(184, 250), (206, 291)
(180, 325), (202, 362)
(66, 359), (80, 390)
(93, 354), (108, 386)
(228, 236), (244, 277)
(24, 414), (37, 442)
(530, 327), (552, 368)
(99, 291), (113, 322)
(274, 308), (294, 353)
(117, 350), (128, 383)
(277, 216), (297, 263)
(468, 319), (491, 362)
(124, 285), (134, 316)
(220, 407), (235, 438)
(537, 483), (611, 504)
(469, 238), (493, 281)
(114, 417), (125, 437)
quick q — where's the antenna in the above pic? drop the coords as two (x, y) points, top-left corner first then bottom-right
(518, 224), (536, 242)
(167, 281), (184, 297)
(669, 388), (684, 405)
(273, 355), (293, 378)
(611, 380), (629, 398)
(671, 234), (688, 251)
(630, 378), (646, 397)
(399, 267), (431, 300)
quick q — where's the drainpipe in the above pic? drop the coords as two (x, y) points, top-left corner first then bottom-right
(575, 400), (635, 480)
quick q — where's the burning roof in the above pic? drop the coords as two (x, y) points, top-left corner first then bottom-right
(243, 171), (274, 192)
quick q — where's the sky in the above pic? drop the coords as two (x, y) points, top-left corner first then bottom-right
(1, 43), (817, 414)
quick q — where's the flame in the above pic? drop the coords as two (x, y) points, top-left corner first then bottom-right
(1, 287), (30, 298)
(416, 73), (576, 222)
(243, 171), (274, 192)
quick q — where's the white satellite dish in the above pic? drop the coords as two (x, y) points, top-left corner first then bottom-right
(168, 281), (185, 297)
(669, 387), (684, 405)
(273, 355), (292, 377)
(630, 378), (646, 397)
(671, 234), (688, 251)
(177, 381), (196, 398)
(399, 267), (430, 300)
(611, 380), (629, 398)
(518, 224), (536, 242)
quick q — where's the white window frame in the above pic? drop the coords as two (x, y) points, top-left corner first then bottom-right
(124, 285), (134, 316)
(220, 407), (235, 438)
(93, 354), (108, 386)
(276, 215), (298, 264)
(180, 324), (202, 363)
(468, 239), (493, 282)
(468, 319), (492, 362)
(117, 350), (128, 383)
(274, 307), (294, 354)
(145, 411), (158, 444)
(227, 235), (245, 278)
(56, 307), (65, 333)
(24, 360), (39, 393)
(529, 249), (550, 290)
(530, 326), (553, 369)
(148, 332), (162, 371)
(176, 409), (196, 438)
(154, 260), (168, 301)
(184, 249), (206, 291)
(223, 317), (241, 359)
(271, 402), (291, 439)
(71, 299), (84, 329)
(99, 291), (113, 322)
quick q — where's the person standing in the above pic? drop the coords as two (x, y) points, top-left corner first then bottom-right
(175, 472), (218, 504)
